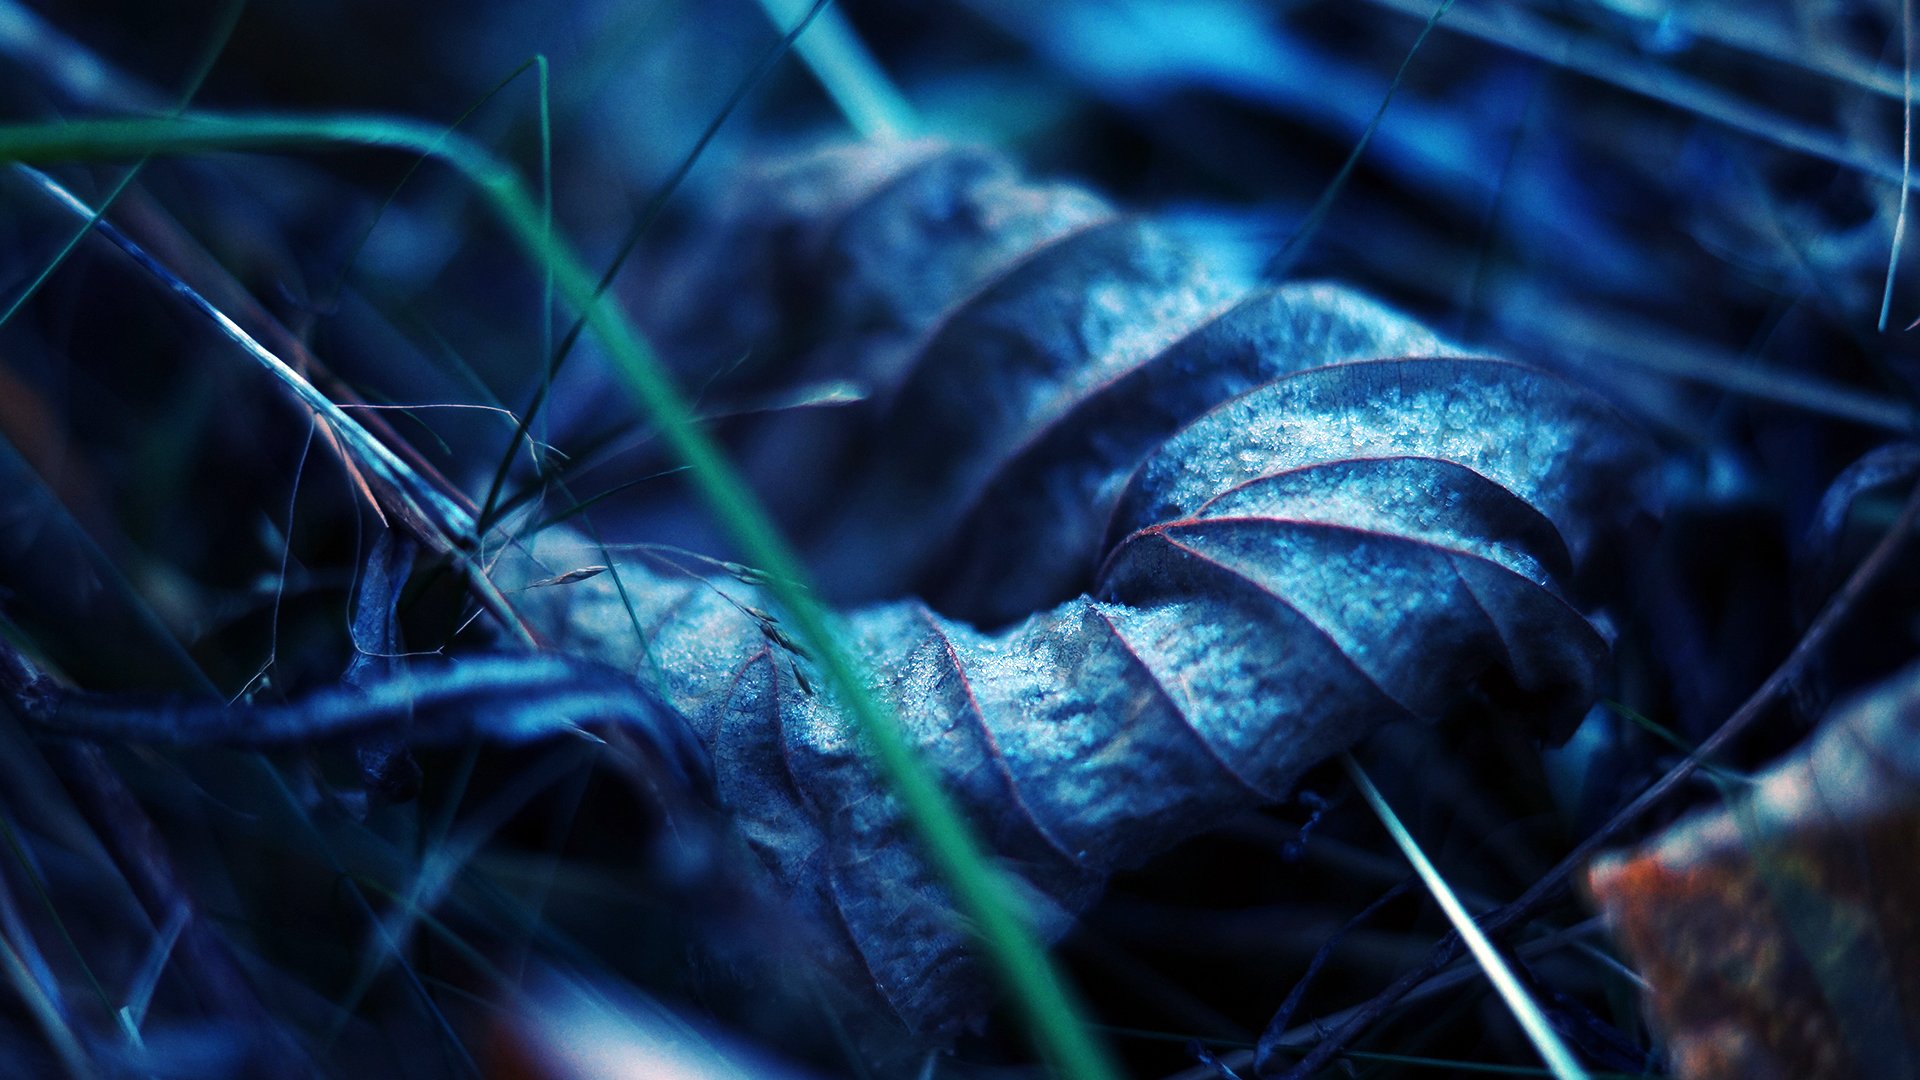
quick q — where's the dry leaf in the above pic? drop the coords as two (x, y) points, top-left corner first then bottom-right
(517, 141), (1654, 1046)
(1588, 663), (1920, 1080)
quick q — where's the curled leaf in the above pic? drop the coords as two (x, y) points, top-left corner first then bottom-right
(518, 141), (1654, 1044)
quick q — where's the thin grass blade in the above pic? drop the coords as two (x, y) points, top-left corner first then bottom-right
(1340, 751), (1590, 1080)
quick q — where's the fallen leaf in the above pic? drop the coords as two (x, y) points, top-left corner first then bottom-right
(517, 141), (1655, 1049)
(1588, 663), (1920, 1080)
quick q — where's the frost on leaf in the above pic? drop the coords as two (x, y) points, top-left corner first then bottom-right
(1588, 663), (1920, 1080)
(516, 141), (1653, 1046)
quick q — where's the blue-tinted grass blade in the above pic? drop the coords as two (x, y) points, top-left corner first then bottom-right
(754, 0), (915, 138)
(1881, 0), (1914, 333)
(0, 924), (90, 1079)
(1341, 752), (1591, 1080)
(10, 163), (534, 646)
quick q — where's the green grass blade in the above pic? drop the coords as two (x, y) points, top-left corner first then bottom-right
(0, 112), (1120, 1080)
(1341, 752), (1590, 1080)
(325, 52), (550, 308)
(480, 132), (1121, 1080)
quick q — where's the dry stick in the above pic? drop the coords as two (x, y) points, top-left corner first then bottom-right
(1164, 920), (1612, 1080)
(1264, 475), (1920, 1080)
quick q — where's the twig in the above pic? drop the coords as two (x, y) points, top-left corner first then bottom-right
(9, 655), (707, 789)
(1169, 919), (1610, 1080)
(1266, 0), (1455, 280)
(1257, 877), (1413, 1055)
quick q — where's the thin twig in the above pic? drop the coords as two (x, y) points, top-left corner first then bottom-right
(1168, 919), (1610, 1080)
(8, 650), (708, 790)
(1257, 877), (1414, 1063)
(1266, 0), (1455, 280)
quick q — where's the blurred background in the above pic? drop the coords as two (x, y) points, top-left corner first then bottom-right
(3, 0), (1919, 1076)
